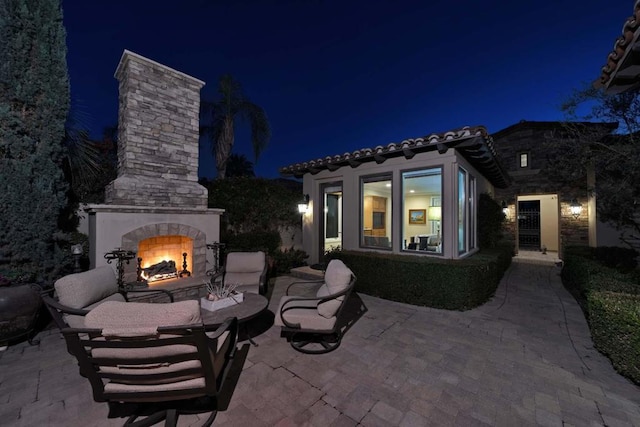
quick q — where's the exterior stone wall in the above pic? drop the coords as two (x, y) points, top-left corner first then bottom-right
(492, 122), (590, 248)
(105, 50), (208, 207)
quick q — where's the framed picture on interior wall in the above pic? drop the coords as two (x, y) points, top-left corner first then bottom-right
(409, 209), (426, 224)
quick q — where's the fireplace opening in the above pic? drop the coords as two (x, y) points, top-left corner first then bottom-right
(138, 235), (193, 283)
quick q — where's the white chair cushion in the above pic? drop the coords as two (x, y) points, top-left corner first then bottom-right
(225, 251), (265, 273)
(85, 300), (202, 333)
(64, 292), (126, 328)
(55, 266), (119, 309)
(324, 259), (353, 295)
(316, 283), (344, 318)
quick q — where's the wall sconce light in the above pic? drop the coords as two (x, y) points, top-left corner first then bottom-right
(501, 201), (509, 218)
(570, 199), (582, 219)
(298, 194), (310, 214)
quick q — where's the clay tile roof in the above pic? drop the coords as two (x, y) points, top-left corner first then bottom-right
(279, 125), (510, 188)
(596, 0), (640, 93)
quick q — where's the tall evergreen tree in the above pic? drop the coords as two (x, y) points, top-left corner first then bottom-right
(0, 0), (70, 283)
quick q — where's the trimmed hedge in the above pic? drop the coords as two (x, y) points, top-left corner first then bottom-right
(588, 291), (640, 384)
(562, 246), (640, 385)
(331, 243), (512, 311)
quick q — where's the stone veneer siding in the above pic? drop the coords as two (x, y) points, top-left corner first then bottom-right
(492, 123), (590, 248)
(105, 50), (207, 207)
(120, 223), (207, 280)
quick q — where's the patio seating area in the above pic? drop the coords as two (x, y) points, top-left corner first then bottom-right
(2, 261), (640, 426)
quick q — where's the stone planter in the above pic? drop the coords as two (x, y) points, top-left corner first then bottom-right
(0, 284), (42, 345)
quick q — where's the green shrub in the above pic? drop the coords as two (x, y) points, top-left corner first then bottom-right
(270, 247), (309, 276)
(562, 246), (640, 384)
(224, 230), (281, 255)
(594, 246), (638, 271)
(332, 245), (512, 311)
(587, 291), (640, 385)
(478, 193), (505, 249)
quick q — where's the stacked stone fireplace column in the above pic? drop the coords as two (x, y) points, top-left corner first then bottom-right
(86, 50), (222, 281)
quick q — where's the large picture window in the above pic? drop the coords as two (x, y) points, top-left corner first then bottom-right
(361, 175), (392, 248)
(402, 168), (442, 253)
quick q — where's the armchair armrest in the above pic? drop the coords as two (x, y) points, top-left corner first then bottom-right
(41, 294), (90, 329)
(285, 279), (324, 296)
(280, 279), (355, 329)
(203, 316), (239, 359)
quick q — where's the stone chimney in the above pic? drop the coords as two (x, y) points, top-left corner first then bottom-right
(105, 50), (208, 207)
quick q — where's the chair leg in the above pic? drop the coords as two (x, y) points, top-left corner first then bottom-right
(124, 410), (167, 427)
(289, 332), (342, 354)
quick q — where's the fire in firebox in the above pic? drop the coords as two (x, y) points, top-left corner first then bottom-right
(141, 260), (178, 282)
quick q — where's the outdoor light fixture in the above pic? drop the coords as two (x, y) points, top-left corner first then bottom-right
(570, 199), (583, 219)
(298, 194), (310, 214)
(501, 201), (509, 218)
(71, 243), (83, 273)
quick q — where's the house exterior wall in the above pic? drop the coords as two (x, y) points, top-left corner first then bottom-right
(301, 148), (493, 264)
(492, 123), (591, 251)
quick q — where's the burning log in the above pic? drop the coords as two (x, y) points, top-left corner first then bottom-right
(142, 260), (177, 280)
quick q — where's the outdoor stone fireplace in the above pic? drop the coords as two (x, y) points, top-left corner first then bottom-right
(85, 50), (222, 284)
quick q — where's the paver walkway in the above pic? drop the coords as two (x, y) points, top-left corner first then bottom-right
(1, 261), (639, 426)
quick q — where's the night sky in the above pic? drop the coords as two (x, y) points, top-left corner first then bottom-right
(63, 0), (630, 179)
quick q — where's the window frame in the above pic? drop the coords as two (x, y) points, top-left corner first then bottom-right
(401, 166), (443, 256)
(360, 173), (393, 250)
(519, 152), (529, 168)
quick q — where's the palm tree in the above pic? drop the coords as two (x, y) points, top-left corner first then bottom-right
(200, 75), (271, 178)
(226, 153), (255, 177)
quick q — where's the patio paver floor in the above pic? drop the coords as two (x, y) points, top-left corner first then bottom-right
(1, 261), (639, 426)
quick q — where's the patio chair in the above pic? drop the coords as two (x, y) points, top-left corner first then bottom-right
(274, 259), (356, 354)
(210, 251), (268, 295)
(61, 299), (238, 427)
(42, 266), (174, 330)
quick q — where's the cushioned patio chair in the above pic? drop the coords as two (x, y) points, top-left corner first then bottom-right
(42, 266), (174, 330)
(210, 251), (268, 295)
(61, 300), (238, 427)
(275, 259), (356, 354)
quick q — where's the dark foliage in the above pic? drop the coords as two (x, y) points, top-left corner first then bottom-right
(0, 0), (71, 284)
(269, 247), (309, 276)
(593, 246), (638, 271)
(550, 85), (640, 241)
(478, 193), (505, 249)
(224, 230), (281, 255)
(205, 177), (301, 233)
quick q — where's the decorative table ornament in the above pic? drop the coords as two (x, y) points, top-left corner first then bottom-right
(201, 281), (243, 311)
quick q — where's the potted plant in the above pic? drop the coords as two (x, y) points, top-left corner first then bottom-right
(0, 270), (43, 348)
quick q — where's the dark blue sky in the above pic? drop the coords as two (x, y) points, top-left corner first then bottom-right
(63, 0), (629, 179)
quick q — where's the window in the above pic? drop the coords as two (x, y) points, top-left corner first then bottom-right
(361, 175), (392, 248)
(457, 167), (477, 255)
(402, 168), (442, 254)
(519, 153), (529, 168)
(458, 168), (467, 254)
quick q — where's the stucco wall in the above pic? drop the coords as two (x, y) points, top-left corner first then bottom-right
(301, 148), (493, 264)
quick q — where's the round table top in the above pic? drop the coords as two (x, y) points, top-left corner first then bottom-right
(199, 292), (268, 326)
